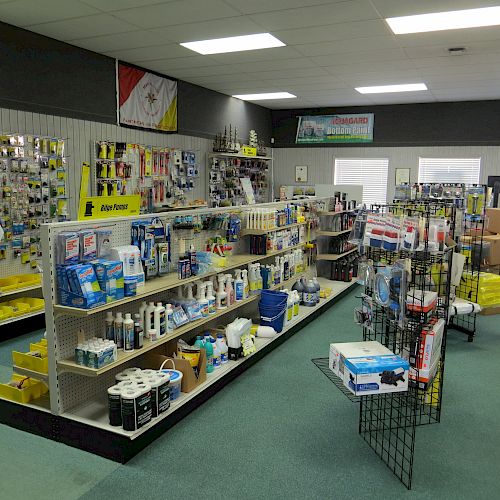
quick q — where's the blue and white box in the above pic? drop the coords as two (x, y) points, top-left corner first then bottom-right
(343, 354), (409, 396)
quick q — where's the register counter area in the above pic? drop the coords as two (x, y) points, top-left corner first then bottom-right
(1, 1), (500, 498)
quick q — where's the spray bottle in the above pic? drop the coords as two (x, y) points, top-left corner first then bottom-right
(205, 281), (216, 314)
(242, 269), (249, 298)
(225, 274), (235, 305)
(286, 290), (294, 324)
(216, 275), (227, 309)
(197, 283), (209, 317)
(248, 265), (257, 295)
(256, 264), (263, 290)
(234, 269), (244, 301)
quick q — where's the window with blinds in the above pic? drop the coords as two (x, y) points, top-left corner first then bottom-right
(334, 158), (389, 207)
(418, 158), (481, 184)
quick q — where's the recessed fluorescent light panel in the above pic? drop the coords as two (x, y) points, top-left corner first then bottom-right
(232, 92), (296, 101)
(355, 83), (428, 94)
(180, 33), (285, 55)
(386, 6), (500, 34)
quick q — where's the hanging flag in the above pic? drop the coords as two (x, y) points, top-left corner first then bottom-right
(118, 62), (177, 132)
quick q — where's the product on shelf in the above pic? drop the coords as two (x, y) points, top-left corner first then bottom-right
(75, 337), (118, 368)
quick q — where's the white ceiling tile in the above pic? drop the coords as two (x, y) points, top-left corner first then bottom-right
(256, 98), (319, 109)
(70, 30), (162, 51)
(371, 0), (500, 18)
(211, 82), (281, 92)
(367, 94), (437, 105)
(340, 71), (424, 86)
(324, 59), (416, 75)
(230, 57), (318, 73)
(429, 79), (500, 90)
(223, 0), (348, 15)
(27, 14), (138, 40)
(168, 64), (245, 78)
(249, 1), (379, 31)
(424, 72), (500, 84)
(247, 67), (331, 79)
(105, 44), (194, 61)
(413, 53), (500, 69)
(0, 0), (99, 26)
(179, 72), (257, 84)
(110, 0), (240, 29)
(208, 47), (305, 65)
(311, 48), (407, 66)
(274, 20), (392, 45)
(148, 16), (266, 44)
(144, 56), (218, 72)
(294, 36), (400, 56)
(310, 95), (374, 106)
(277, 82), (350, 92)
(80, 0), (178, 11)
(404, 39), (500, 59)
(261, 75), (349, 86)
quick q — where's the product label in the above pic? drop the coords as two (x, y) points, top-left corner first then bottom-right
(150, 387), (158, 417)
(304, 292), (315, 305)
(108, 393), (122, 426)
(159, 311), (166, 336)
(208, 299), (216, 314)
(124, 325), (134, 351)
(114, 324), (123, 348)
(235, 283), (244, 301)
(158, 382), (170, 414)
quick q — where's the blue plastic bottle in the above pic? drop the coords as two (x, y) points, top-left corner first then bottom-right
(205, 337), (214, 373)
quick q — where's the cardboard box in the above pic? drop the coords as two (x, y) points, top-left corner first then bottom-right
(142, 347), (207, 393)
(483, 234), (500, 266)
(343, 355), (409, 396)
(486, 208), (500, 234)
(328, 341), (392, 377)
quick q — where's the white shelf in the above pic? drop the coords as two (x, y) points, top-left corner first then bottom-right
(60, 277), (356, 438)
(0, 310), (44, 326)
(317, 248), (357, 261)
(209, 152), (272, 160)
(13, 366), (49, 382)
(241, 222), (307, 236)
(318, 210), (355, 215)
(0, 283), (42, 297)
(316, 229), (351, 237)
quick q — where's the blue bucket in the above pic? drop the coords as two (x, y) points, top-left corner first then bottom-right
(259, 303), (287, 333)
(260, 290), (288, 306)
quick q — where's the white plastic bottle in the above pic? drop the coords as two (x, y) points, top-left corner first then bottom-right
(166, 304), (174, 333)
(154, 302), (166, 337)
(138, 301), (148, 329)
(205, 282), (216, 314)
(293, 290), (300, 316)
(216, 275), (227, 309)
(123, 313), (134, 352)
(114, 312), (123, 348)
(145, 302), (156, 338)
(211, 338), (221, 368)
(286, 291), (294, 323)
(256, 264), (263, 290)
(234, 270), (244, 301)
(105, 311), (114, 341)
(216, 334), (228, 364)
(241, 269), (249, 299)
(198, 284), (209, 318)
(225, 274), (235, 306)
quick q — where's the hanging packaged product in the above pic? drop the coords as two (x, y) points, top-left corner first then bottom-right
(402, 216), (420, 251)
(348, 207), (367, 246)
(364, 214), (386, 248)
(383, 216), (403, 252)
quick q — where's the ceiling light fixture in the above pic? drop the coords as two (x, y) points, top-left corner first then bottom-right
(355, 83), (428, 94)
(386, 6), (500, 34)
(180, 33), (285, 55)
(232, 92), (297, 101)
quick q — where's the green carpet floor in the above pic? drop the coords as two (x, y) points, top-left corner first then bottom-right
(0, 288), (498, 499)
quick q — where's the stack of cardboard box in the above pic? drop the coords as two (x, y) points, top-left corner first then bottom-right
(484, 208), (500, 266)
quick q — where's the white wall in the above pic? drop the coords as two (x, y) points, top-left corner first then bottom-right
(0, 106), (212, 219)
(273, 146), (500, 202)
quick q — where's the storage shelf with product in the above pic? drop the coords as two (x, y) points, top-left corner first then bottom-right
(0, 197), (358, 462)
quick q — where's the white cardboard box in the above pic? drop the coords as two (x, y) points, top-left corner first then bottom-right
(329, 341), (393, 378)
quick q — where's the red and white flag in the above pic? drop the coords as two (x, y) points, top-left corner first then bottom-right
(118, 62), (177, 132)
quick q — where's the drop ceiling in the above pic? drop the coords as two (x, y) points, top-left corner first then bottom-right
(2, 0), (500, 108)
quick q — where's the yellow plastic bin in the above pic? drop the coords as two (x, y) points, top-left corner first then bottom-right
(0, 274), (41, 293)
(4, 301), (30, 317)
(0, 305), (14, 321)
(0, 374), (48, 403)
(11, 298), (45, 312)
(12, 345), (48, 374)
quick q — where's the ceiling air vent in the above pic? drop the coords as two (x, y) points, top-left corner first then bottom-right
(448, 47), (467, 55)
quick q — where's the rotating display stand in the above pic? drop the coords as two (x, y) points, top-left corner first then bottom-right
(314, 202), (454, 489)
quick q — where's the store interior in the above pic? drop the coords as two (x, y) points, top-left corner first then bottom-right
(1, 1), (500, 498)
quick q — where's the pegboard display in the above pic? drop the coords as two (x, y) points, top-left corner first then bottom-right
(0, 133), (69, 277)
(208, 153), (272, 207)
(42, 198), (326, 417)
(92, 141), (202, 213)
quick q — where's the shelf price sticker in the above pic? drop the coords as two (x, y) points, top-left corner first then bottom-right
(241, 146), (257, 157)
(78, 195), (141, 220)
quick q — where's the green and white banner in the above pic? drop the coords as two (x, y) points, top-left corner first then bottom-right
(296, 114), (374, 143)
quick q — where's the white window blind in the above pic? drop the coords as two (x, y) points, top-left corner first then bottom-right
(334, 158), (389, 207)
(418, 158), (481, 184)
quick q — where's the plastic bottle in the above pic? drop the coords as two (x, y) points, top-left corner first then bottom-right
(105, 311), (114, 341)
(123, 313), (134, 352)
(154, 302), (166, 337)
(138, 301), (148, 329)
(242, 269), (249, 298)
(216, 334), (228, 364)
(303, 280), (317, 307)
(256, 264), (263, 290)
(234, 269), (244, 301)
(114, 312), (124, 348)
(216, 275), (227, 309)
(197, 284), (209, 317)
(145, 302), (156, 337)
(133, 313), (143, 349)
(205, 337), (214, 373)
(211, 338), (221, 369)
(286, 291), (294, 323)
(292, 290), (300, 316)
(194, 335), (204, 349)
(205, 281), (216, 314)
(225, 274), (235, 306)
(312, 277), (321, 304)
(292, 278), (305, 304)
(166, 304), (174, 333)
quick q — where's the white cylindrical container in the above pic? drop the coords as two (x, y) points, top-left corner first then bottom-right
(120, 383), (152, 431)
(107, 385), (123, 426)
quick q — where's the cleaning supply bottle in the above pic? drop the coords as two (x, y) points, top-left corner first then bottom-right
(225, 274), (235, 305)
(234, 269), (244, 301)
(154, 302), (166, 337)
(165, 304), (174, 333)
(248, 264), (257, 295)
(114, 312), (124, 348)
(312, 277), (321, 304)
(123, 313), (134, 352)
(292, 290), (300, 316)
(292, 278), (305, 304)
(145, 301), (156, 336)
(105, 311), (114, 341)
(205, 281), (216, 314)
(242, 269), (249, 298)
(216, 275), (227, 309)
(303, 280), (317, 307)
(286, 290), (294, 323)
(205, 337), (214, 373)
(216, 334), (228, 364)
(138, 301), (148, 329)
(133, 313), (143, 349)
(274, 257), (281, 284)
(194, 336), (204, 349)
(256, 264), (263, 290)
(197, 284), (209, 318)
(211, 338), (221, 369)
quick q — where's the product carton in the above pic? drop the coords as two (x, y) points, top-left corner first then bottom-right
(483, 234), (500, 266)
(343, 354), (409, 396)
(486, 208), (500, 234)
(329, 341), (392, 378)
